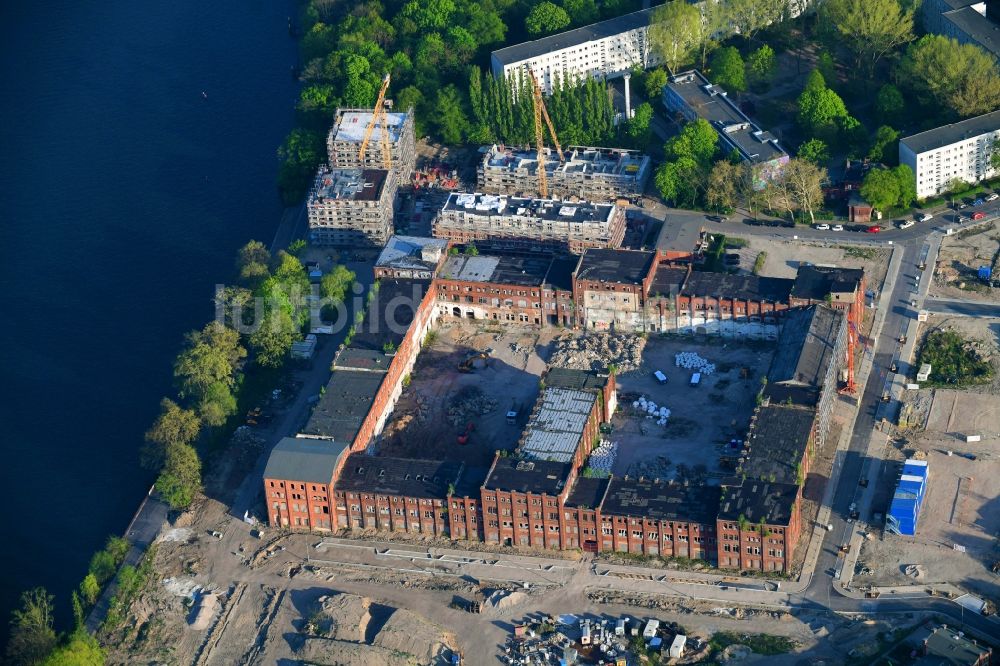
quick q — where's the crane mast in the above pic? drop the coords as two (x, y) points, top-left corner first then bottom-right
(527, 70), (564, 199)
(358, 73), (393, 171)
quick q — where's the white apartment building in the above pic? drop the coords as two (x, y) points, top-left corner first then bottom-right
(307, 167), (398, 246)
(899, 110), (1000, 199)
(490, 8), (661, 93)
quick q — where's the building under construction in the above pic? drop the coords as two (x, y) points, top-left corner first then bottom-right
(326, 107), (416, 177)
(307, 166), (398, 246)
(477, 144), (652, 202)
(434, 192), (626, 254)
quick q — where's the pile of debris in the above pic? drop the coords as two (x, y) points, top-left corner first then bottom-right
(675, 352), (716, 375)
(447, 386), (497, 426)
(549, 333), (646, 373)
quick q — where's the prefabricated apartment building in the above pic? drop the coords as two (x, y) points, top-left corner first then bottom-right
(263, 239), (861, 572)
(477, 144), (652, 202)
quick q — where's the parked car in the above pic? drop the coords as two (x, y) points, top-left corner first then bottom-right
(814, 223), (831, 230)
(918, 212), (934, 222)
(866, 225), (881, 233)
(974, 198), (985, 206)
(832, 224), (844, 231)
(958, 202), (968, 209)
(987, 193), (999, 202)
(898, 220), (915, 229)
(971, 211), (986, 220)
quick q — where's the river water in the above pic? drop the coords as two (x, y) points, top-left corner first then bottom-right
(0, 0), (297, 635)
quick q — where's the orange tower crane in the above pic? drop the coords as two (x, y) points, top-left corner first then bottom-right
(358, 73), (393, 171)
(527, 70), (564, 198)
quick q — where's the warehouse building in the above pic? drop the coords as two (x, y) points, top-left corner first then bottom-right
(899, 109), (1000, 199)
(663, 71), (789, 183)
(264, 437), (349, 530)
(477, 145), (652, 202)
(490, 8), (660, 94)
(306, 166), (398, 246)
(573, 249), (660, 330)
(326, 107), (416, 178)
(434, 193), (626, 254)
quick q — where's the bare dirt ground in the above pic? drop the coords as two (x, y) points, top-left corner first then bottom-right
(932, 222), (1000, 302)
(610, 336), (774, 483)
(378, 320), (559, 467)
(859, 389), (1000, 607)
(728, 238), (891, 286)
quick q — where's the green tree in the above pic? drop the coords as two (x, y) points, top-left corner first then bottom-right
(525, 1), (571, 35)
(320, 265), (356, 303)
(797, 138), (830, 166)
(433, 84), (470, 145)
(79, 575), (100, 606)
(860, 167), (901, 211)
(725, 0), (785, 43)
(142, 399), (200, 470)
(156, 443), (202, 510)
(797, 70), (849, 139)
(460, 4), (506, 46)
(104, 536), (129, 563)
(6, 588), (57, 666)
(644, 68), (668, 99)
(666, 117), (719, 168)
(649, 0), (703, 74)
(900, 35), (1000, 118)
(174, 322), (245, 400)
(655, 158), (700, 206)
(625, 102), (653, 146)
(236, 240), (270, 284)
(875, 84), (904, 124)
(277, 128), (324, 205)
(249, 306), (298, 368)
(868, 125), (900, 164)
(893, 164), (917, 207)
(41, 631), (104, 666)
(398, 0), (456, 31)
(709, 46), (746, 93)
(747, 44), (776, 87)
(197, 381), (238, 427)
(781, 158), (827, 224)
(707, 160), (740, 212)
(87, 551), (116, 585)
(562, 0), (598, 25)
(821, 0), (913, 76)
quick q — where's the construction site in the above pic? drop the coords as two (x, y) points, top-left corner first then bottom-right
(306, 166), (397, 246)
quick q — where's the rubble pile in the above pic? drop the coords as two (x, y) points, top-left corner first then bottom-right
(446, 386), (497, 426)
(632, 395), (671, 426)
(586, 441), (618, 475)
(675, 352), (716, 375)
(549, 333), (646, 373)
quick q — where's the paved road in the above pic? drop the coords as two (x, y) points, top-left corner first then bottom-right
(923, 297), (1000, 318)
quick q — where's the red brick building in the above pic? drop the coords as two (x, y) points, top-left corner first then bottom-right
(573, 249), (660, 330)
(263, 437), (349, 530)
(481, 458), (576, 548)
(332, 454), (464, 536)
(789, 265), (865, 326)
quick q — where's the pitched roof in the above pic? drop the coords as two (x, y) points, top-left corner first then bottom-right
(263, 437), (349, 484)
(768, 305), (844, 387)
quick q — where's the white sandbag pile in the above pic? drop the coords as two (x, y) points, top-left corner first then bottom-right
(631, 395), (671, 426)
(675, 351), (715, 375)
(587, 440), (618, 474)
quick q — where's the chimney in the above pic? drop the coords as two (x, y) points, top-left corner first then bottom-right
(623, 72), (632, 120)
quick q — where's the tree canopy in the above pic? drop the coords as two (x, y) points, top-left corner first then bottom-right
(900, 35), (1000, 119)
(709, 47), (746, 93)
(821, 0), (913, 75)
(5, 588), (57, 666)
(649, 1), (703, 74)
(525, 2), (571, 35)
(655, 119), (719, 206)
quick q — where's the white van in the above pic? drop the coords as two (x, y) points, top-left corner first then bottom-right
(690, 372), (701, 386)
(653, 370), (668, 384)
(918, 213), (934, 222)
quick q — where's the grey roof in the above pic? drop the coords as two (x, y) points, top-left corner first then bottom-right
(484, 457), (573, 495)
(718, 479), (799, 526)
(491, 8), (656, 67)
(334, 454), (464, 499)
(601, 478), (720, 525)
(544, 367), (612, 392)
(519, 387), (598, 463)
(768, 305), (845, 387)
(263, 437), (348, 484)
(791, 265), (864, 301)
(943, 6), (1000, 58)
(656, 217), (703, 254)
(664, 70), (787, 164)
(302, 370), (385, 443)
(741, 404), (816, 485)
(649, 265), (689, 297)
(565, 476), (610, 509)
(900, 109), (1000, 155)
(349, 279), (429, 352)
(908, 624), (992, 665)
(576, 249), (656, 284)
(376, 235), (448, 271)
(443, 193), (617, 225)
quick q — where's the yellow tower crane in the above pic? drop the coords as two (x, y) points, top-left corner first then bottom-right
(527, 70), (563, 198)
(358, 73), (393, 171)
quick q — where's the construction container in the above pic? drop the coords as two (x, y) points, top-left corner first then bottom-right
(642, 619), (659, 640)
(887, 459), (928, 536)
(916, 364), (932, 382)
(670, 635), (687, 658)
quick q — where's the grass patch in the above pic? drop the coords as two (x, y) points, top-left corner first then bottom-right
(724, 236), (749, 248)
(842, 246), (878, 260)
(709, 632), (796, 656)
(917, 330), (993, 386)
(752, 252), (767, 275)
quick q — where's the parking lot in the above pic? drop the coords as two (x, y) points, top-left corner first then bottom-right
(610, 336), (775, 482)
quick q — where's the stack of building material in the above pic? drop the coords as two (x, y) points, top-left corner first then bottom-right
(587, 440), (618, 475)
(675, 351), (715, 375)
(632, 395), (671, 425)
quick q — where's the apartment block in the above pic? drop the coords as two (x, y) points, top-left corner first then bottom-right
(434, 193), (626, 254)
(664, 71), (789, 183)
(490, 8), (660, 94)
(435, 251), (577, 326)
(327, 107), (416, 178)
(477, 144), (652, 201)
(899, 109), (1000, 199)
(306, 166), (398, 246)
